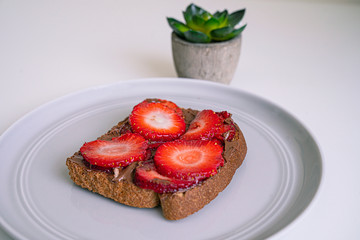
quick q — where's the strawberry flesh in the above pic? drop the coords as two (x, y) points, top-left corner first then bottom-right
(146, 99), (183, 117)
(148, 140), (166, 149)
(129, 101), (186, 141)
(216, 122), (236, 141)
(180, 110), (222, 140)
(215, 111), (237, 141)
(80, 133), (148, 168)
(216, 111), (232, 121)
(154, 139), (224, 181)
(181, 109), (237, 142)
(134, 162), (197, 193)
(79, 100), (235, 192)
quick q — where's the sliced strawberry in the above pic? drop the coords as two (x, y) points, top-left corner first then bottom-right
(154, 139), (224, 181)
(134, 162), (197, 194)
(129, 101), (186, 141)
(216, 122), (236, 141)
(180, 110), (222, 140)
(80, 133), (148, 168)
(216, 111), (232, 121)
(146, 99), (183, 117)
(216, 111), (237, 141)
(148, 140), (166, 149)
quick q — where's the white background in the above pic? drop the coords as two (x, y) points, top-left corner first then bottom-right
(1, 0), (360, 239)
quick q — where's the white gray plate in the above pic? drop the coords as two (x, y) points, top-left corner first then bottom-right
(0, 78), (322, 240)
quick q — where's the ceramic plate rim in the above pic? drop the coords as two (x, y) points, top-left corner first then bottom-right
(0, 78), (323, 240)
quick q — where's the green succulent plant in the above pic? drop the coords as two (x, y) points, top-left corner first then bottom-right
(167, 3), (247, 43)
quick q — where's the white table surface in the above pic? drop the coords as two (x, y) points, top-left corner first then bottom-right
(1, 0), (359, 239)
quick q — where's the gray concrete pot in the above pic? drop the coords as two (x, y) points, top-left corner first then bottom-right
(171, 32), (242, 84)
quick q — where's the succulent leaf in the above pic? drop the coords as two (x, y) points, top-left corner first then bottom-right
(228, 9), (246, 27)
(217, 10), (229, 28)
(192, 15), (205, 27)
(204, 18), (220, 34)
(211, 24), (247, 41)
(183, 11), (193, 27)
(185, 15), (203, 32)
(230, 24), (247, 36)
(201, 12), (212, 21)
(167, 17), (190, 38)
(168, 4), (246, 43)
(186, 3), (206, 16)
(213, 11), (221, 19)
(184, 30), (211, 43)
(210, 26), (234, 41)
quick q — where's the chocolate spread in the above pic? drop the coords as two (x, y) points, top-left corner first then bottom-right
(112, 162), (138, 182)
(69, 107), (238, 186)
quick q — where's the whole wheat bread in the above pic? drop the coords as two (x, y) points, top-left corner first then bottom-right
(66, 107), (247, 220)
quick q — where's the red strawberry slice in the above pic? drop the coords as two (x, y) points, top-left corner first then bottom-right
(146, 99), (183, 117)
(180, 110), (222, 140)
(154, 139), (224, 181)
(148, 140), (166, 149)
(216, 111), (232, 121)
(216, 122), (236, 141)
(134, 162), (197, 193)
(129, 101), (186, 141)
(80, 133), (148, 168)
(215, 111), (237, 141)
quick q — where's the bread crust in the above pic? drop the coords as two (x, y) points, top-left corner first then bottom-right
(66, 153), (160, 208)
(160, 127), (246, 220)
(66, 107), (247, 220)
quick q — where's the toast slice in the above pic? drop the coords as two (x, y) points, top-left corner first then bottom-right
(66, 100), (247, 220)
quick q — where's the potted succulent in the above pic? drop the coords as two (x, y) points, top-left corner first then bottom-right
(167, 3), (247, 84)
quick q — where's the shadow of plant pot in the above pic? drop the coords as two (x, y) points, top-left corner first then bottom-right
(171, 32), (242, 84)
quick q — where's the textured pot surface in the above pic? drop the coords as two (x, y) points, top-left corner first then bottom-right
(171, 33), (242, 84)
